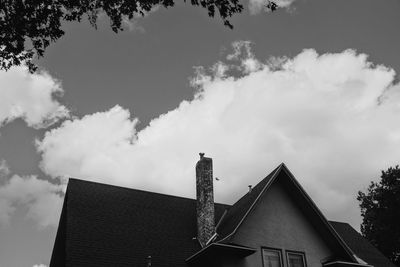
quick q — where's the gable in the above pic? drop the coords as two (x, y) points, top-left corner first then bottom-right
(232, 175), (341, 266)
(216, 164), (357, 265)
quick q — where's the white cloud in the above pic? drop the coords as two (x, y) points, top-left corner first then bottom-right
(248, 0), (297, 15)
(37, 106), (139, 185)
(0, 159), (10, 179)
(33, 264), (48, 267)
(0, 65), (69, 129)
(0, 160), (64, 227)
(36, 42), (400, 228)
(226, 41), (262, 73)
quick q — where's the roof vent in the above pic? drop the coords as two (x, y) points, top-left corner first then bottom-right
(248, 185), (252, 193)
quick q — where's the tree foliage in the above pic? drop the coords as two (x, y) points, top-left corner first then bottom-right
(0, 0), (249, 72)
(357, 165), (400, 266)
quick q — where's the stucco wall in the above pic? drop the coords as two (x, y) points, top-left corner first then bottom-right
(225, 177), (335, 267)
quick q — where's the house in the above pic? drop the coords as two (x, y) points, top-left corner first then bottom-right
(49, 154), (395, 267)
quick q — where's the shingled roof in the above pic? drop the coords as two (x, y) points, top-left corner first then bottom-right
(50, 165), (395, 267)
(329, 221), (397, 267)
(50, 178), (229, 267)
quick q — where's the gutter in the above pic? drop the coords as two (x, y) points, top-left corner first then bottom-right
(323, 261), (373, 267)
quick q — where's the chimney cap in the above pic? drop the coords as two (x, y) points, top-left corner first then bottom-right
(199, 152), (205, 159)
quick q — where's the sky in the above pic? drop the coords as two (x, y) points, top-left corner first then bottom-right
(0, 0), (400, 266)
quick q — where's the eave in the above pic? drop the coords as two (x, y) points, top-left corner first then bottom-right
(186, 242), (257, 265)
(323, 260), (373, 267)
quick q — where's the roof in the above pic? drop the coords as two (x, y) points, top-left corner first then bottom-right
(50, 164), (395, 267)
(329, 221), (397, 267)
(186, 243), (257, 265)
(50, 178), (229, 267)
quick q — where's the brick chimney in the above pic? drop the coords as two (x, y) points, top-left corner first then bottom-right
(196, 153), (215, 247)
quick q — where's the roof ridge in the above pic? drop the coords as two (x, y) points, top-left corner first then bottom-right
(68, 178), (232, 206)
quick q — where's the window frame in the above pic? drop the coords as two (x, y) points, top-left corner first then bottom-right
(261, 247), (284, 267)
(286, 250), (307, 267)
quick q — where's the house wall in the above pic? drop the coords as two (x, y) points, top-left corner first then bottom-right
(224, 178), (335, 267)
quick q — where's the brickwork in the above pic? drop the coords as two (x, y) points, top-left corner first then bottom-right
(196, 153), (215, 247)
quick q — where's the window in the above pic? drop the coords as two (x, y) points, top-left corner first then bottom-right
(262, 248), (282, 267)
(287, 252), (306, 267)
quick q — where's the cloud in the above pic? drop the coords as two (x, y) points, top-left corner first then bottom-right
(0, 159), (10, 180)
(0, 160), (64, 227)
(0, 65), (69, 129)
(33, 264), (48, 267)
(226, 41), (262, 73)
(36, 42), (400, 228)
(248, 0), (297, 15)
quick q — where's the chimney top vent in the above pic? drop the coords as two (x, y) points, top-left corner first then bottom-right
(199, 152), (205, 159)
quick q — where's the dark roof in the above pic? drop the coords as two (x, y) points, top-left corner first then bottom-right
(329, 221), (397, 267)
(50, 165), (396, 267)
(50, 178), (229, 267)
(186, 243), (257, 265)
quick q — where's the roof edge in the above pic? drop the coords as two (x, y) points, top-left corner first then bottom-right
(323, 261), (373, 267)
(280, 166), (358, 263)
(218, 163), (284, 243)
(68, 177), (231, 206)
(185, 242), (257, 263)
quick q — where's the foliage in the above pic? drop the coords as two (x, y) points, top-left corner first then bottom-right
(0, 0), (249, 72)
(266, 0), (278, 11)
(357, 165), (400, 266)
